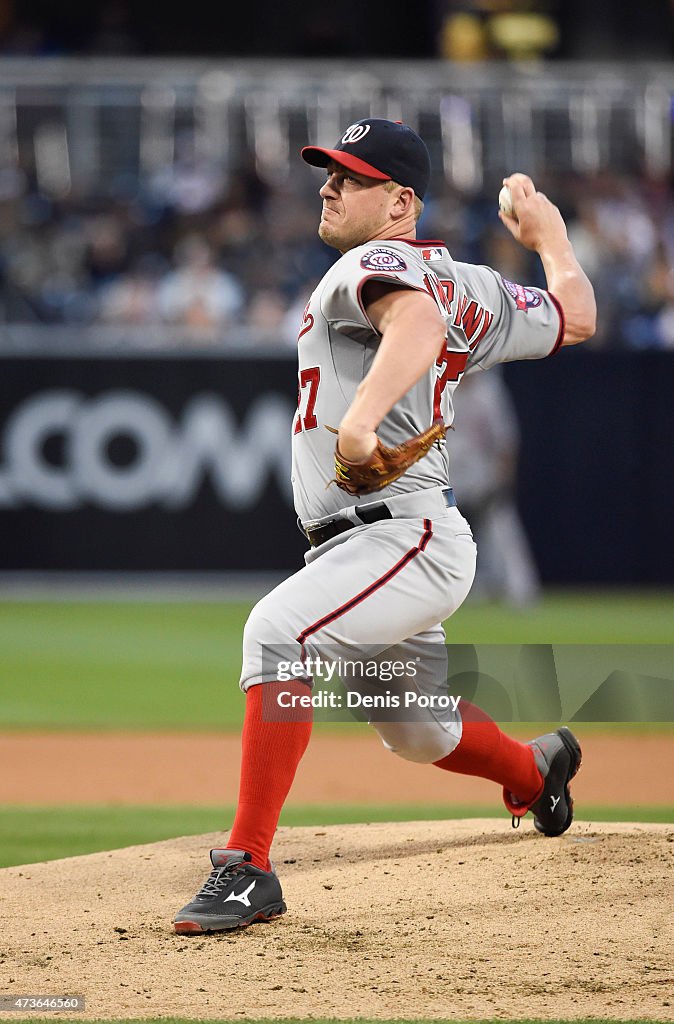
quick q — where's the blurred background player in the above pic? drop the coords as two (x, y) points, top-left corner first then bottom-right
(448, 368), (541, 607)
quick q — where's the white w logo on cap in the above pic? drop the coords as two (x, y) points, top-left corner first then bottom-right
(341, 124), (371, 145)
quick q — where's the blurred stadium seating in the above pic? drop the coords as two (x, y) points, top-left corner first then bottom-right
(0, 60), (672, 350)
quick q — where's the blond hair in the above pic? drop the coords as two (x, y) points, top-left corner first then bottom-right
(383, 179), (424, 222)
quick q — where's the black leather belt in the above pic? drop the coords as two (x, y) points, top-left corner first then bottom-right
(304, 488), (456, 548)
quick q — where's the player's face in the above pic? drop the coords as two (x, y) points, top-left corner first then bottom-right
(318, 162), (400, 252)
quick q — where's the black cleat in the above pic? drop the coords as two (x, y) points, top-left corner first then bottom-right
(174, 850), (287, 934)
(505, 727), (582, 837)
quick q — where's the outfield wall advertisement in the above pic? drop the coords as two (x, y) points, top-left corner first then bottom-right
(0, 351), (672, 580)
(0, 356), (306, 573)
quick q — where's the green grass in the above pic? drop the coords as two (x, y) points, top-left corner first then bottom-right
(446, 589), (674, 643)
(0, 590), (672, 731)
(0, 601), (248, 730)
(0, 803), (671, 869)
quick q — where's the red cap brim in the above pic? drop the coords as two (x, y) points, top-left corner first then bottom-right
(301, 146), (391, 181)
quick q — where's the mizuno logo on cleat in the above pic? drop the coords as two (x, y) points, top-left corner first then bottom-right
(223, 881), (256, 907)
(550, 795), (561, 811)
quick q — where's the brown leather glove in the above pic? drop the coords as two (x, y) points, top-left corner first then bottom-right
(330, 421), (447, 496)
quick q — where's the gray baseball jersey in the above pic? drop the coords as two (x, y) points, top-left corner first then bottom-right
(292, 238), (563, 524)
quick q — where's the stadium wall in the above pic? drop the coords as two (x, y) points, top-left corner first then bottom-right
(0, 349), (672, 582)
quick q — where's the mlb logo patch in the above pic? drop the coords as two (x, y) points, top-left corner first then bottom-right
(421, 247), (444, 262)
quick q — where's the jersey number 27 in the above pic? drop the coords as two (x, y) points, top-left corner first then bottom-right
(294, 366), (321, 434)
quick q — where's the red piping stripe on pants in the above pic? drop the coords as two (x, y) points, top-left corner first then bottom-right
(295, 518), (433, 647)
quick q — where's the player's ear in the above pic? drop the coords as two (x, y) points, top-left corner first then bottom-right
(390, 186), (415, 221)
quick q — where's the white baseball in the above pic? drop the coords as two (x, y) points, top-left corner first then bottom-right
(498, 185), (516, 220)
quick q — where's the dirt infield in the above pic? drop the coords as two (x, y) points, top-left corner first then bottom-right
(1, 731), (672, 806)
(1, 820), (672, 1021)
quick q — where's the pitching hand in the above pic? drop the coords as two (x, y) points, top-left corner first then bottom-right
(499, 173), (569, 255)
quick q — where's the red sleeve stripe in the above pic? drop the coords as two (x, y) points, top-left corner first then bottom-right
(295, 519), (433, 646)
(547, 291), (566, 355)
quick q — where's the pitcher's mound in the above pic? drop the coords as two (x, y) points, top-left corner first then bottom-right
(1, 819), (672, 1021)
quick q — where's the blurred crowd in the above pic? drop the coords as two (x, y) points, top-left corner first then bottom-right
(1, 139), (673, 350)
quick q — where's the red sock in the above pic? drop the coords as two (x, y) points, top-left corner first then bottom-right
(433, 701), (543, 805)
(226, 682), (312, 869)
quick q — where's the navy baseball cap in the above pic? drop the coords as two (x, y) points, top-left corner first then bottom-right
(301, 118), (431, 200)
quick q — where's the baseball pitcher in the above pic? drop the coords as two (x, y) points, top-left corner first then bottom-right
(174, 118), (596, 933)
